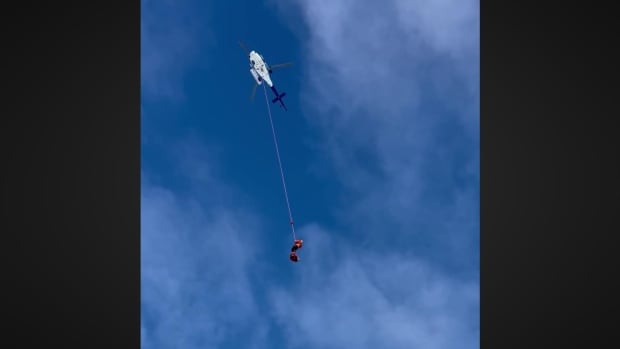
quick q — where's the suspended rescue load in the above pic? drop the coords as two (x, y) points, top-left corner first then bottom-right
(289, 239), (303, 262)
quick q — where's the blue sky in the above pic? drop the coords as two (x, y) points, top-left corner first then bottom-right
(141, 0), (479, 348)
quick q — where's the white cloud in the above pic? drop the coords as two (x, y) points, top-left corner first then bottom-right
(394, 0), (479, 62)
(269, 225), (479, 349)
(141, 145), (269, 349)
(141, 180), (479, 349)
(273, 0), (480, 268)
(141, 169), (269, 349)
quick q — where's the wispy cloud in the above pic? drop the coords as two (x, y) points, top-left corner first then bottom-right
(270, 225), (479, 349)
(264, 1), (481, 346)
(141, 169), (269, 349)
(275, 0), (480, 270)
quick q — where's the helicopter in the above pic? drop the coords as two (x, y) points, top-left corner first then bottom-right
(240, 41), (293, 111)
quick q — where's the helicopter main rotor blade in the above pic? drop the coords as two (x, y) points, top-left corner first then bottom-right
(239, 41), (250, 55)
(269, 62), (293, 70)
(249, 83), (258, 101)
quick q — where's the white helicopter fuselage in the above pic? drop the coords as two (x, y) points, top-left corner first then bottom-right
(249, 50), (273, 87)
